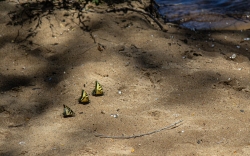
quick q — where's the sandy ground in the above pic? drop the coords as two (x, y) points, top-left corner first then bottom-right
(1, 0), (250, 155)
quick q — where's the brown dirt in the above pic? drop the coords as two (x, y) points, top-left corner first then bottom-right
(1, 0), (250, 155)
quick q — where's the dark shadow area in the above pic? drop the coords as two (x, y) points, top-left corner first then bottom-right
(33, 99), (51, 114)
(170, 28), (250, 60)
(0, 151), (15, 156)
(102, 0), (126, 5)
(3, 0), (94, 45)
(0, 74), (33, 92)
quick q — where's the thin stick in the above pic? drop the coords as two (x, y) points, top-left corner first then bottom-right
(95, 120), (183, 139)
(106, 7), (167, 32)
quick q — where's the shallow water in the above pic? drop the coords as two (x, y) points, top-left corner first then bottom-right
(155, 0), (250, 30)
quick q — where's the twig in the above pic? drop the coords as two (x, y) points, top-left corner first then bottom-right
(106, 7), (167, 32)
(89, 32), (96, 43)
(95, 120), (183, 139)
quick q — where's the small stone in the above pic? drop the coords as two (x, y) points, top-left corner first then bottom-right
(197, 140), (202, 144)
(230, 54), (237, 59)
(125, 62), (130, 66)
(19, 141), (25, 145)
(111, 114), (118, 118)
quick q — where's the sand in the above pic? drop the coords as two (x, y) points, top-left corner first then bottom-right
(0, 0), (250, 155)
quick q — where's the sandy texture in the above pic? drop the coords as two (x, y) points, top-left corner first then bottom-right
(0, 0), (250, 155)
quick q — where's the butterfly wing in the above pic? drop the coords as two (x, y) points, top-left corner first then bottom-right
(95, 81), (104, 95)
(92, 81), (104, 96)
(79, 90), (90, 104)
(63, 105), (75, 117)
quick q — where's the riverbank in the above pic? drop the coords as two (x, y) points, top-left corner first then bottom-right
(0, 0), (250, 155)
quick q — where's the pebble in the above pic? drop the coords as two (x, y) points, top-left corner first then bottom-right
(230, 54), (236, 59)
(19, 141), (25, 145)
(111, 114), (118, 118)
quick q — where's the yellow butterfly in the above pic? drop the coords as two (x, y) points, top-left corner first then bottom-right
(79, 90), (90, 104)
(92, 81), (104, 96)
(62, 105), (75, 118)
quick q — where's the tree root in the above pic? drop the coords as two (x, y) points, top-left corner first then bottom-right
(106, 7), (167, 32)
